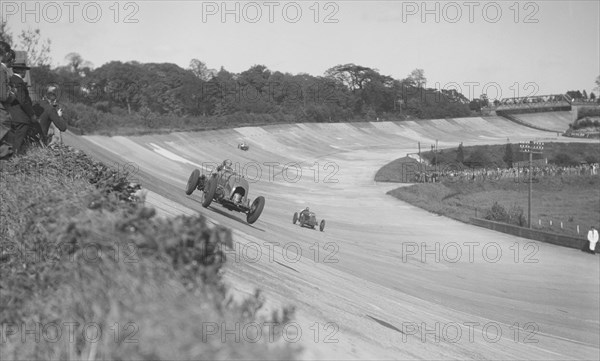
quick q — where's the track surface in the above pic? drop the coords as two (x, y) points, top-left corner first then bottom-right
(509, 111), (573, 132)
(63, 116), (600, 360)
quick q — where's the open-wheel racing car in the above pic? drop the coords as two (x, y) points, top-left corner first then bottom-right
(293, 209), (325, 232)
(185, 160), (265, 224)
(238, 142), (249, 151)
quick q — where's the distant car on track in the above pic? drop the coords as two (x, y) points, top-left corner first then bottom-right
(293, 208), (325, 231)
(238, 142), (249, 151)
(185, 160), (265, 224)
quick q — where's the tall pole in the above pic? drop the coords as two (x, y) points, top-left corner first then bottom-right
(520, 141), (543, 229)
(528, 141), (533, 228)
(435, 140), (439, 175)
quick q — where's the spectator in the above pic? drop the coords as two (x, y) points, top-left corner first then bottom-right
(33, 85), (67, 144)
(0, 41), (16, 159)
(584, 226), (599, 255)
(7, 50), (42, 154)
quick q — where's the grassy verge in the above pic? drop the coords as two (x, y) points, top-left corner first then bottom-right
(386, 175), (600, 237)
(0, 145), (299, 360)
(374, 157), (420, 183)
(376, 142), (600, 183)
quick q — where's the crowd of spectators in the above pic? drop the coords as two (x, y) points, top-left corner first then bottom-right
(0, 41), (67, 159)
(495, 94), (570, 108)
(494, 93), (600, 110)
(412, 162), (599, 183)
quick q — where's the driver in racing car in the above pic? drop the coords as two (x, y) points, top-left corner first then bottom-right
(216, 159), (234, 173)
(300, 207), (310, 221)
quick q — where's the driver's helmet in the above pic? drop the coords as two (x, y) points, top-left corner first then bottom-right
(222, 159), (233, 170)
(304, 207), (309, 212)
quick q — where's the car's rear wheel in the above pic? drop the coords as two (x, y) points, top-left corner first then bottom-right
(293, 212), (298, 224)
(185, 169), (200, 195)
(247, 196), (265, 224)
(319, 219), (326, 232)
(202, 176), (217, 208)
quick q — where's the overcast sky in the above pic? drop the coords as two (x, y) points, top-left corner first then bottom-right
(3, 0), (599, 99)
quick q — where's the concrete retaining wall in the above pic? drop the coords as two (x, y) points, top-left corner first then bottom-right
(470, 218), (599, 252)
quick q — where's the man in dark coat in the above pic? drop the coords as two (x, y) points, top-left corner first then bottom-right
(0, 41), (16, 159)
(33, 85), (68, 144)
(8, 50), (43, 154)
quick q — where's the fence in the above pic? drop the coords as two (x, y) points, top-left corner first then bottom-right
(470, 218), (599, 252)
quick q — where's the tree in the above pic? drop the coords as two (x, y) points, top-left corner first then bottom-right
(65, 52), (93, 76)
(90, 61), (146, 114)
(566, 90), (583, 100)
(407, 69), (426, 88)
(456, 142), (464, 163)
(0, 20), (13, 45)
(324, 64), (397, 116)
(325, 63), (379, 92)
(189, 59), (213, 81)
(479, 93), (489, 107)
(65, 52), (83, 71)
(582, 90), (588, 99)
(469, 99), (481, 112)
(503, 143), (514, 168)
(590, 92), (597, 101)
(464, 149), (491, 168)
(18, 28), (52, 66)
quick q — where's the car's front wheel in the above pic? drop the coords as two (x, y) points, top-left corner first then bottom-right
(247, 196), (265, 224)
(319, 219), (326, 232)
(202, 176), (218, 208)
(185, 169), (200, 195)
(293, 212), (298, 224)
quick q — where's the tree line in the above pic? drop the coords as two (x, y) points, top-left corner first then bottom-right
(3, 22), (597, 132)
(27, 57), (475, 124)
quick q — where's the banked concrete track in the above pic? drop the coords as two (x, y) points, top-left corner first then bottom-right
(506, 111), (573, 132)
(63, 116), (599, 360)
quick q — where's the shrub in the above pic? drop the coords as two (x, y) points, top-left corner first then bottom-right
(571, 117), (600, 130)
(93, 101), (111, 113)
(485, 201), (509, 223)
(0, 145), (300, 360)
(576, 107), (600, 120)
(585, 154), (600, 164)
(464, 149), (492, 168)
(551, 153), (578, 167)
(508, 204), (527, 227)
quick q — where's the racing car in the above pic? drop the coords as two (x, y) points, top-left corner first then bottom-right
(293, 208), (325, 232)
(185, 160), (265, 224)
(238, 142), (249, 151)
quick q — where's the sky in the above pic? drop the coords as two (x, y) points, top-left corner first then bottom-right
(2, 0), (599, 100)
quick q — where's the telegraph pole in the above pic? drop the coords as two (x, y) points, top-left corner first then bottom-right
(519, 141), (544, 228)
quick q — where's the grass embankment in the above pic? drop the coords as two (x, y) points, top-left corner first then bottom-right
(0, 145), (299, 360)
(374, 156), (419, 183)
(387, 175), (600, 236)
(376, 142), (600, 183)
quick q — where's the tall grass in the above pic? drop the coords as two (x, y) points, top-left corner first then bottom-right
(0, 146), (299, 360)
(387, 175), (600, 236)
